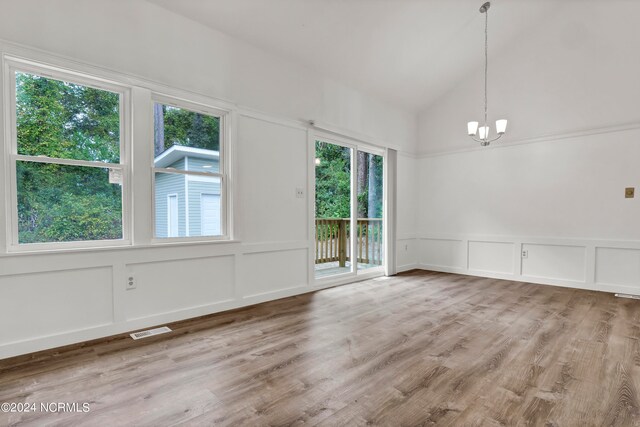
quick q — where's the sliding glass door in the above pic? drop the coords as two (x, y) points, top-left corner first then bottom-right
(314, 138), (384, 280)
(314, 140), (353, 278)
(355, 149), (384, 272)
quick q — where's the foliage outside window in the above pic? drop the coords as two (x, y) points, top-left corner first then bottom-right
(13, 69), (125, 246)
(315, 142), (383, 219)
(152, 100), (225, 239)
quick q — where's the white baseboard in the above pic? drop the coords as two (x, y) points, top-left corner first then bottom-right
(414, 264), (636, 295)
(396, 263), (420, 273)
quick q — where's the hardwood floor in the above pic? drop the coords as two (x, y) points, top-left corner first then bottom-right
(1, 270), (640, 426)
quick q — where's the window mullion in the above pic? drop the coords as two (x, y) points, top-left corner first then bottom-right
(153, 167), (223, 179)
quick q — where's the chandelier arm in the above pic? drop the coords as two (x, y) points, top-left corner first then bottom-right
(485, 133), (504, 144)
(469, 133), (503, 145)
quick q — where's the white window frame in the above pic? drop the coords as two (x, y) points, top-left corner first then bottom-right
(151, 94), (230, 243)
(3, 57), (132, 252)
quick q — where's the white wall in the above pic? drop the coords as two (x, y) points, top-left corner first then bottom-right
(396, 153), (419, 271)
(0, 0), (418, 359)
(0, 0), (417, 154)
(416, 1), (640, 294)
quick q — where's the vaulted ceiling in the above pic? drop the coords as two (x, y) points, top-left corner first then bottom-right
(148, 0), (559, 112)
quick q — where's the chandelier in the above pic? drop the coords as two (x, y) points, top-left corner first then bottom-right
(467, 2), (507, 146)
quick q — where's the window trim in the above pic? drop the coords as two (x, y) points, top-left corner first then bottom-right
(150, 93), (230, 243)
(4, 57), (132, 252)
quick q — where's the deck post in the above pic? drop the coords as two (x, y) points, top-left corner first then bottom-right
(338, 219), (347, 267)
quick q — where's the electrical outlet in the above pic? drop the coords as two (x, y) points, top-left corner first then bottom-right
(295, 188), (304, 198)
(127, 276), (136, 290)
(522, 250), (528, 259)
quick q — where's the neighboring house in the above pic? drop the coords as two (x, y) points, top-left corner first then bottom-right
(154, 145), (221, 238)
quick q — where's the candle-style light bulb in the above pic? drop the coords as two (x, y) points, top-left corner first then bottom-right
(478, 126), (489, 140)
(496, 119), (507, 135)
(467, 121), (479, 136)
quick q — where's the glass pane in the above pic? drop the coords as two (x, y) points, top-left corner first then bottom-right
(153, 103), (220, 173)
(314, 140), (352, 278)
(356, 150), (384, 271)
(16, 161), (123, 244)
(16, 72), (120, 163)
(154, 172), (222, 238)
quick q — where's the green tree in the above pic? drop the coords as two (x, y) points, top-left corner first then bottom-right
(315, 141), (351, 219)
(315, 142), (383, 220)
(157, 105), (219, 156)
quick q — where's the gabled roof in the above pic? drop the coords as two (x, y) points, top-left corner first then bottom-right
(154, 145), (220, 169)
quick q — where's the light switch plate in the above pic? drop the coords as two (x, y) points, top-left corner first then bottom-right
(625, 187), (635, 198)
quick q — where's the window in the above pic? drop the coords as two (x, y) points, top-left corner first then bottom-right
(3, 57), (232, 252)
(152, 98), (227, 240)
(8, 62), (128, 249)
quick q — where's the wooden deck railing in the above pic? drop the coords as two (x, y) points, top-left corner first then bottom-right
(315, 218), (383, 267)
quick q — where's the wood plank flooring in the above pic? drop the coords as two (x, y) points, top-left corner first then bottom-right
(1, 270), (640, 426)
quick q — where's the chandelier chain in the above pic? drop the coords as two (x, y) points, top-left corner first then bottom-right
(484, 7), (488, 131)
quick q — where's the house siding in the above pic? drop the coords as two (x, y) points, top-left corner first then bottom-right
(155, 156), (222, 238)
(187, 177), (221, 236)
(188, 156), (219, 173)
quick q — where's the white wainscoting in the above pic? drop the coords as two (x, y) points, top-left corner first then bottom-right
(0, 267), (114, 345)
(595, 247), (640, 293)
(125, 256), (236, 321)
(418, 235), (640, 295)
(468, 241), (514, 275)
(521, 243), (586, 283)
(419, 238), (465, 270)
(0, 241), (322, 360)
(241, 248), (309, 298)
(397, 235), (419, 273)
